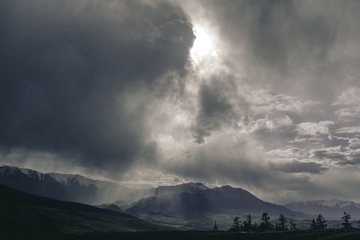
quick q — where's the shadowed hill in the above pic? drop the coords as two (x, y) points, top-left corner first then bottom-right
(0, 183), (176, 239)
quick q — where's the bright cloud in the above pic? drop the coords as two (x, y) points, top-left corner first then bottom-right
(295, 121), (335, 136)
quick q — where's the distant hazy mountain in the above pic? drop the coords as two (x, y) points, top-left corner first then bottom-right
(285, 199), (360, 218)
(0, 165), (120, 205)
(0, 183), (175, 238)
(125, 185), (307, 218)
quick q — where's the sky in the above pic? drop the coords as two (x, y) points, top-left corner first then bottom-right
(1, 0), (360, 204)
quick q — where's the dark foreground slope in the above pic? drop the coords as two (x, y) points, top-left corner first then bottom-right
(0, 183), (175, 239)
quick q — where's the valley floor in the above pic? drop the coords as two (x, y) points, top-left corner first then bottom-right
(135, 212), (347, 231)
(41, 230), (360, 240)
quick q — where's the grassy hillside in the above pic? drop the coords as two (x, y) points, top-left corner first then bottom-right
(0, 183), (176, 239)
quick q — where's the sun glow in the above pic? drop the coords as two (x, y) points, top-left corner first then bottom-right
(190, 27), (215, 63)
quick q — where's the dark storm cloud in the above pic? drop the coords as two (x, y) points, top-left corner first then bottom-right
(246, 0), (335, 69)
(191, 76), (240, 144)
(270, 160), (329, 174)
(312, 148), (360, 166)
(0, 0), (194, 172)
(313, 150), (346, 161)
(164, 135), (314, 194)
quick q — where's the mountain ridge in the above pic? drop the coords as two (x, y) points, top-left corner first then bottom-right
(0, 165), (119, 205)
(125, 185), (308, 218)
(285, 199), (360, 218)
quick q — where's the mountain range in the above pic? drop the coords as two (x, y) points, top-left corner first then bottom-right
(0, 165), (124, 205)
(3, 165), (360, 230)
(285, 199), (360, 218)
(0, 165), (182, 205)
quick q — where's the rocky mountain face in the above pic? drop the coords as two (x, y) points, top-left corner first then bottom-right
(285, 199), (360, 218)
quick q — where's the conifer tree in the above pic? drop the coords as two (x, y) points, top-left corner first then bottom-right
(233, 216), (240, 229)
(244, 214), (252, 231)
(309, 219), (317, 231)
(316, 214), (327, 230)
(289, 219), (298, 231)
(278, 214), (288, 231)
(341, 212), (352, 230)
(260, 212), (273, 231)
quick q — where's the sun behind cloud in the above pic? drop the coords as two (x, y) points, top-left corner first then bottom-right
(190, 27), (216, 63)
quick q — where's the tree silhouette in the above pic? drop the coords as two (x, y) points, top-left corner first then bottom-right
(278, 214), (288, 231)
(289, 219), (298, 231)
(316, 214), (327, 230)
(260, 212), (273, 231)
(341, 212), (352, 230)
(233, 216), (240, 229)
(309, 219), (317, 231)
(243, 214), (252, 231)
